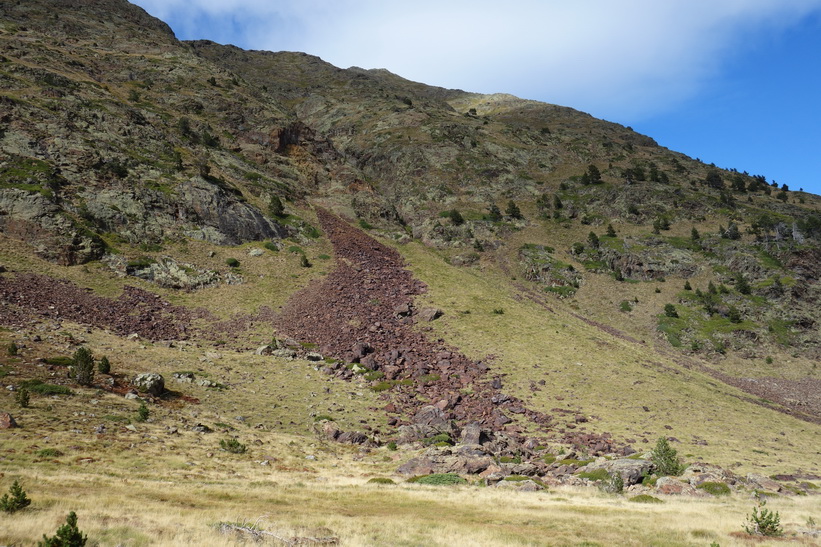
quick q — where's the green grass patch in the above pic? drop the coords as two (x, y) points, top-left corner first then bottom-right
(767, 319), (795, 346)
(370, 379), (413, 392)
(18, 379), (73, 395)
(696, 482), (731, 496)
(421, 433), (453, 446)
(577, 469), (610, 482)
(36, 448), (64, 458)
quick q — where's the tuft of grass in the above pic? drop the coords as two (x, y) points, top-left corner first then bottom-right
(36, 448), (64, 458)
(629, 494), (663, 504)
(43, 356), (74, 367)
(367, 478), (395, 485)
(407, 473), (467, 486)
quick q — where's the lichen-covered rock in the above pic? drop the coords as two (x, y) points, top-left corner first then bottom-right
(131, 373), (165, 396)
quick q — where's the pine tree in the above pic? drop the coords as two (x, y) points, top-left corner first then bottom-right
(651, 437), (684, 476)
(71, 347), (94, 387)
(606, 224), (616, 237)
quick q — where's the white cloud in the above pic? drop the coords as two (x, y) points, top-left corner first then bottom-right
(131, 0), (821, 119)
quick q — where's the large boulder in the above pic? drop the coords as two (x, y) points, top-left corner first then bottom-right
(577, 458), (653, 486)
(131, 373), (165, 396)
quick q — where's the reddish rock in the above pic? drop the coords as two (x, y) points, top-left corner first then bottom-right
(0, 412), (18, 429)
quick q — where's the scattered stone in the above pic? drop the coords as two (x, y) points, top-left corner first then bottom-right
(305, 352), (323, 362)
(255, 345), (273, 356)
(192, 423), (213, 433)
(417, 307), (443, 322)
(460, 422), (483, 445)
(271, 348), (297, 359)
(656, 476), (697, 495)
(0, 412), (19, 429)
(248, 248), (264, 257)
(495, 479), (545, 492)
(337, 431), (368, 444)
(173, 372), (195, 383)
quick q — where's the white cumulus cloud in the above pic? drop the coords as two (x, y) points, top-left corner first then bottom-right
(131, 0), (821, 119)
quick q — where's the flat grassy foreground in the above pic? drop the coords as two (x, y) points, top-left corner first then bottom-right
(2, 465), (820, 546)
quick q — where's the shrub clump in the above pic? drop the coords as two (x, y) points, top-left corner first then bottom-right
(1, 480), (31, 513)
(367, 477), (395, 485)
(220, 438), (247, 454)
(225, 257), (240, 268)
(407, 473), (467, 486)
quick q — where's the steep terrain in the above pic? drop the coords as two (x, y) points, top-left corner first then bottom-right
(1, 1), (821, 545)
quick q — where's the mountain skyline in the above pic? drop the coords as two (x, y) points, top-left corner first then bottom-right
(131, 0), (821, 196)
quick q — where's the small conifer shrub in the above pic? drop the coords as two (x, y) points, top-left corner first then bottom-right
(744, 499), (783, 536)
(39, 511), (87, 546)
(136, 403), (149, 422)
(97, 356), (111, 375)
(220, 438), (247, 454)
(0, 480), (31, 513)
(15, 388), (29, 408)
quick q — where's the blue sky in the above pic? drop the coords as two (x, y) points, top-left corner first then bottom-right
(132, 0), (821, 195)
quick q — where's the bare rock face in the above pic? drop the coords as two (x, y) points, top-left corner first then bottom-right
(177, 178), (286, 245)
(131, 373), (165, 396)
(0, 189), (105, 265)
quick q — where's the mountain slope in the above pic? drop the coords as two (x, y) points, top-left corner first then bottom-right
(1, 3), (820, 544)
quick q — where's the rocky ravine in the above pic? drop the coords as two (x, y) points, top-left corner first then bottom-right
(274, 209), (628, 455)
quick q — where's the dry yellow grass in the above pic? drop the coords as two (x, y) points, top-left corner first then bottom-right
(1, 466), (819, 546)
(396, 240), (821, 475)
